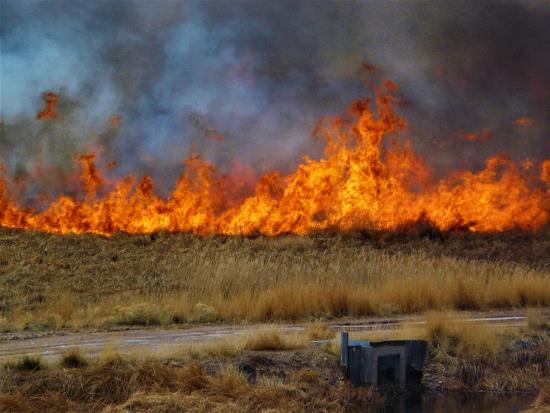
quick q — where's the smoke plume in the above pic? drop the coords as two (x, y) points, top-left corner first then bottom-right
(1, 0), (549, 197)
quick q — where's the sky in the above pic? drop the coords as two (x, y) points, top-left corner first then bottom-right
(1, 0), (549, 196)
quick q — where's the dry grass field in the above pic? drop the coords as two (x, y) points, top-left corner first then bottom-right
(1, 314), (548, 412)
(1, 227), (549, 331)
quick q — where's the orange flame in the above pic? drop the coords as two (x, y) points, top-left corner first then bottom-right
(2, 81), (549, 235)
(459, 129), (493, 143)
(36, 92), (58, 120)
(514, 117), (535, 126)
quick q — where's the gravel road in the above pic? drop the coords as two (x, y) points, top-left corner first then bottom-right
(0, 310), (544, 362)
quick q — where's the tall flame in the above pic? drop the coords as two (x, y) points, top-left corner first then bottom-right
(1, 81), (549, 235)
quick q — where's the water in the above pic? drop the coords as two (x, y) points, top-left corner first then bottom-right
(375, 392), (535, 413)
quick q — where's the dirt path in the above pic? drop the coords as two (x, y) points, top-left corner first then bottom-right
(0, 310), (544, 362)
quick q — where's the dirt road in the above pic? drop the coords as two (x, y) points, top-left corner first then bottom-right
(0, 310), (544, 362)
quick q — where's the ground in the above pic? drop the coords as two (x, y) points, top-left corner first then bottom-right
(0, 227), (549, 412)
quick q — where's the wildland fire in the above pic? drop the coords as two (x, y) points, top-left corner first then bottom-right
(1, 80), (549, 237)
(1, 1), (550, 412)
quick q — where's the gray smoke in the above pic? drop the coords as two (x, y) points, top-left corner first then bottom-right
(1, 0), (549, 198)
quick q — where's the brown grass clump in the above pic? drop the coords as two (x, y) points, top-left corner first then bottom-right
(59, 349), (88, 369)
(422, 318), (550, 392)
(163, 330), (308, 362)
(243, 330), (305, 351)
(425, 312), (501, 358)
(527, 309), (550, 332)
(305, 321), (334, 341)
(171, 338), (245, 361)
(522, 384), (550, 413)
(0, 350), (380, 413)
(3, 356), (43, 372)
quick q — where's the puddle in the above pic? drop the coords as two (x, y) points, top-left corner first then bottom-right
(374, 392), (535, 413)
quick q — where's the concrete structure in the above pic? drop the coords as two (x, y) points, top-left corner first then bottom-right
(340, 332), (427, 388)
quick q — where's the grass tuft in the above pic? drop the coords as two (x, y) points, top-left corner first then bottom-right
(305, 321), (334, 341)
(526, 309), (550, 332)
(243, 330), (305, 351)
(4, 355), (43, 372)
(425, 312), (500, 357)
(60, 348), (88, 369)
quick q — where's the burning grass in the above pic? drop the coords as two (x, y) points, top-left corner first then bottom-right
(0, 228), (549, 332)
(3, 80), (550, 237)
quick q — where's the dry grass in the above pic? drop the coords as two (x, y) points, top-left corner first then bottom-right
(424, 312), (501, 357)
(243, 330), (306, 351)
(59, 348), (88, 369)
(150, 330), (308, 362)
(327, 312), (502, 358)
(1, 229), (549, 331)
(0, 346), (379, 413)
(527, 309), (550, 332)
(338, 315), (549, 392)
(3, 355), (43, 372)
(521, 385), (550, 413)
(0, 323), (548, 412)
(304, 320), (334, 340)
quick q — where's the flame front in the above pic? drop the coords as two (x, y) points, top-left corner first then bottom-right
(1, 81), (549, 236)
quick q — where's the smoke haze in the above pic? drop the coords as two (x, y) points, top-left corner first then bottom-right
(1, 0), (549, 197)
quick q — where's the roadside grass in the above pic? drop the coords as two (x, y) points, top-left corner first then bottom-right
(304, 320), (334, 340)
(527, 309), (550, 332)
(333, 310), (548, 359)
(1, 229), (549, 332)
(424, 311), (502, 358)
(339, 313), (549, 392)
(112, 329), (309, 363)
(0, 329), (379, 413)
(243, 329), (306, 351)
(3, 355), (43, 372)
(60, 349), (88, 369)
(0, 323), (548, 412)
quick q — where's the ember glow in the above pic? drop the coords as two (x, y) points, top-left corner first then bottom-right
(1, 81), (549, 236)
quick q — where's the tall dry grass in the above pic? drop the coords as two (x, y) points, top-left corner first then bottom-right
(1, 318), (547, 412)
(0, 229), (549, 331)
(0, 332), (379, 413)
